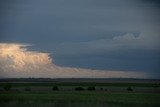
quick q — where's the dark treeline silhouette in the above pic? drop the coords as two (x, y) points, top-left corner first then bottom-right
(0, 78), (159, 83)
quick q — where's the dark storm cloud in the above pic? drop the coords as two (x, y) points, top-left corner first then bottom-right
(0, 0), (160, 78)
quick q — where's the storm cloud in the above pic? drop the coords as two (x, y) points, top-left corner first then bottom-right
(0, 0), (160, 78)
(0, 43), (147, 78)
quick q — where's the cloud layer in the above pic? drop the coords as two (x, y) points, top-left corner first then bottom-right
(56, 29), (160, 55)
(0, 0), (160, 78)
(0, 43), (148, 78)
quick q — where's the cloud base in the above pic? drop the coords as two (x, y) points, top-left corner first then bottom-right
(0, 43), (148, 78)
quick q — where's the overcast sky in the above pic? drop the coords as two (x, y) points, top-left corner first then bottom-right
(0, 0), (160, 78)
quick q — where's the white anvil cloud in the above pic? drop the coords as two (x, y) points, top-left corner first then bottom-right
(0, 43), (148, 78)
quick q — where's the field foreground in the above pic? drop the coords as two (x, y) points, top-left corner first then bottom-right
(0, 78), (160, 107)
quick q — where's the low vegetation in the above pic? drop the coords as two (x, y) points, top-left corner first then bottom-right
(75, 87), (84, 91)
(87, 86), (95, 91)
(52, 85), (59, 91)
(0, 93), (159, 107)
(25, 87), (31, 91)
(3, 83), (12, 91)
(0, 82), (159, 87)
(127, 86), (133, 91)
(0, 79), (159, 107)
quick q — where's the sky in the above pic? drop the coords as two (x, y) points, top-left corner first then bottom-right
(0, 0), (160, 78)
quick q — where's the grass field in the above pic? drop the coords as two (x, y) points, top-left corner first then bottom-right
(0, 92), (160, 107)
(0, 79), (160, 107)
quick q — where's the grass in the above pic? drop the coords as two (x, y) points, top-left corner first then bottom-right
(0, 81), (159, 107)
(0, 92), (160, 107)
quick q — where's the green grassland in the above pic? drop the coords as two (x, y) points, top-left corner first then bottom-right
(0, 92), (160, 107)
(0, 80), (160, 107)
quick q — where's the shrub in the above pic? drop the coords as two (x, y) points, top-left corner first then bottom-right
(75, 87), (84, 91)
(100, 88), (103, 91)
(105, 89), (108, 91)
(3, 83), (12, 91)
(127, 86), (133, 91)
(87, 86), (95, 91)
(52, 86), (59, 91)
(25, 87), (31, 91)
(154, 83), (160, 88)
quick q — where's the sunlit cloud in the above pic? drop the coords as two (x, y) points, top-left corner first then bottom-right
(0, 43), (148, 78)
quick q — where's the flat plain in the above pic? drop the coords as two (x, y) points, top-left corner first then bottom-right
(0, 78), (160, 107)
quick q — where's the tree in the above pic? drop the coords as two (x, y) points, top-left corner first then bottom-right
(127, 86), (133, 91)
(52, 85), (59, 91)
(75, 87), (84, 91)
(25, 87), (31, 91)
(4, 83), (12, 91)
(100, 87), (103, 91)
(87, 86), (95, 91)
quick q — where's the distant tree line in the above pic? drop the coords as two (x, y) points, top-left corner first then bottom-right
(2, 83), (134, 92)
